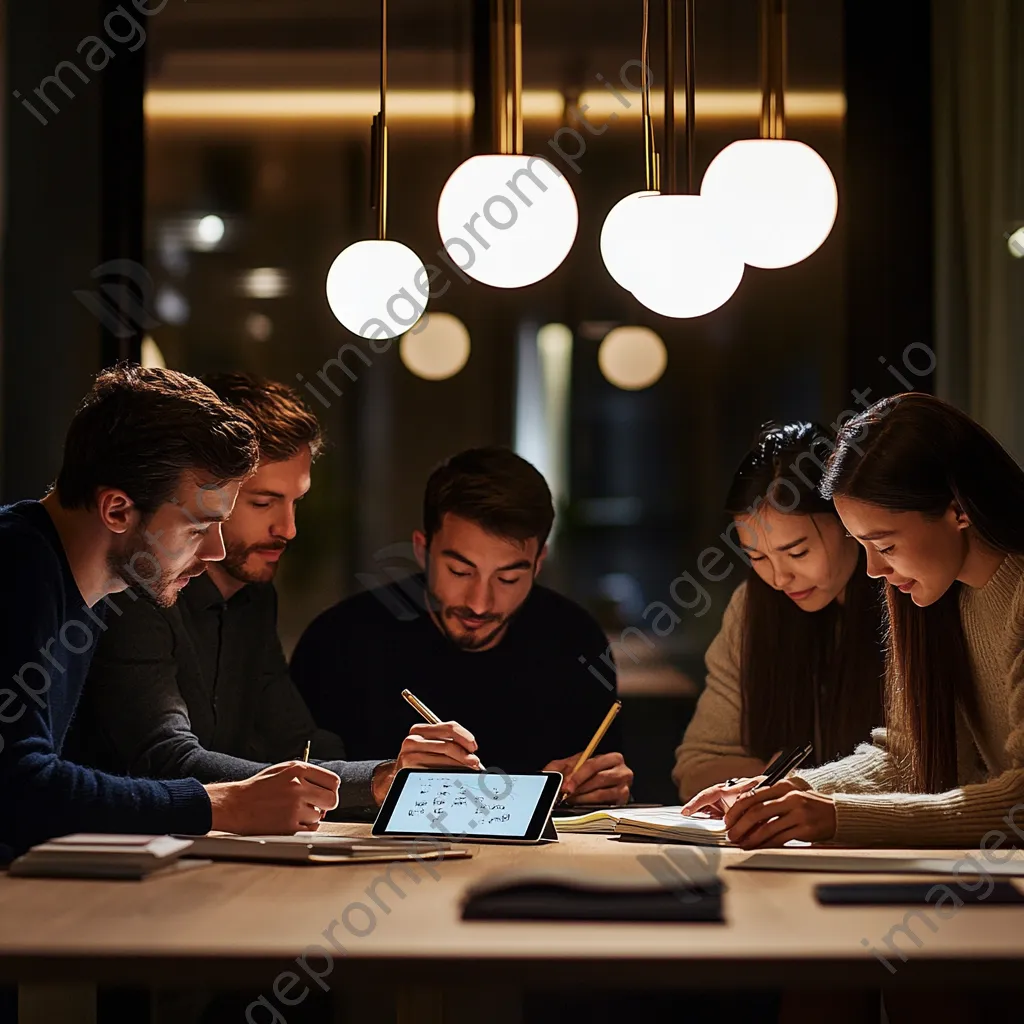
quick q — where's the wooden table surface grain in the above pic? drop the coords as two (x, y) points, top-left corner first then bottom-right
(2, 825), (1023, 996)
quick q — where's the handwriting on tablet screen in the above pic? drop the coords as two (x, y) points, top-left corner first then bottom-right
(387, 772), (547, 837)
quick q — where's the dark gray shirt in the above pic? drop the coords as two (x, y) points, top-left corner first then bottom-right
(70, 572), (383, 810)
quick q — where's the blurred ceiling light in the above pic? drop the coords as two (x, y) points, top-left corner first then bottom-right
(326, 0), (430, 340)
(245, 312), (274, 342)
(240, 267), (290, 299)
(699, 0), (838, 268)
(140, 335), (166, 369)
(155, 285), (189, 325)
(598, 326), (667, 390)
(400, 313), (470, 380)
(193, 214), (225, 250)
(437, 0), (578, 289)
(1008, 226), (1024, 258)
(144, 89), (844, 126)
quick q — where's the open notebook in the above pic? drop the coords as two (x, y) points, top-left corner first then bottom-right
(555, 806), (731, 846)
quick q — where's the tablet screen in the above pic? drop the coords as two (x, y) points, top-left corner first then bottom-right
(373, 769), (561, 842)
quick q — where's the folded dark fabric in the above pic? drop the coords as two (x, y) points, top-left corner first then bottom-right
(461, 855), (725, 922)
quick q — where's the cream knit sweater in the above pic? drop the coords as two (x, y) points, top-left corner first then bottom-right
(796, 554), (1024, 846)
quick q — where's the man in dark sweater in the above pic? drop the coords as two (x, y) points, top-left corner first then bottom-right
(292, 447), (633, 804)
(0, 365), (343, 863)
(73, 374), (478, 808)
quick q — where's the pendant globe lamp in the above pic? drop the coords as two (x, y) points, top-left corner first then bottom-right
(700, 0), (838, 269)
(629, 0), (744, 318)
(326, 0), (428, 339)
(436, 0), (578, 289)
(599, 0), (660, 292)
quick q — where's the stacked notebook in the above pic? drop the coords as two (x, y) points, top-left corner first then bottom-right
(7, 832), (471, 878)
(554, 806), (731, 845)
(8, 834), (197, 879)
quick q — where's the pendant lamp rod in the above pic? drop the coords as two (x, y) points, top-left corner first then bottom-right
(641, 0), (659, 190)
(759, 0), (786, 140)
(507, 0), (523, 154)
(683, 0), (695, 194)
(490, 0), (508, 153)
(663, 0), (675, 194)
(370, 0), (389, 239)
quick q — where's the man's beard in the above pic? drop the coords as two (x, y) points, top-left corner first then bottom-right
(220, 537), (287, 585)
(425, 584), (521, 651)
(108, 524), (206, 609)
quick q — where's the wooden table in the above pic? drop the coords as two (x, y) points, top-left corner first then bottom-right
(2, 825), (1023, 1023)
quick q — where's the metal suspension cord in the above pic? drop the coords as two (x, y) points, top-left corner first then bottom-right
(508, 0), (522, 154)
(683, 0), (695, 194)
(641, 0), (658, 191)
(760, 0), (786, 140)
(663, 0), (675, 194)
(372, 0), (389, 239)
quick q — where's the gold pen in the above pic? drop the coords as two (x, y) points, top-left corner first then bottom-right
(302, 740), (311, 762)
(401, 688), (483, 771)
(560, 700), (623, 802)
(401, 688), (442, 725)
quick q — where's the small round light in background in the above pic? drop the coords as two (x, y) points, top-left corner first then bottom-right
(194, 214), (226, 250)
(1008, 227), (1024, 259)
(326, 239), (428, 340)
(140, 335), (166, 369)
(155, 285), (189, 326)
(240, 267), (289, 300)
(245, 312), (273, 342)
(598, 326), (667, 391)
(400, 313), (470, 381)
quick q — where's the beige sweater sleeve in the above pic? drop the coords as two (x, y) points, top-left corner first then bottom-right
(671, 583), (749, 791)
(795, 727), (903, 796)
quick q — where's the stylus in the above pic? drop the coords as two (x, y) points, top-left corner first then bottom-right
(401, 688), (442, 725)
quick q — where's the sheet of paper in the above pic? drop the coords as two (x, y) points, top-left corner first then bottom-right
(732, 851), (1024, 876)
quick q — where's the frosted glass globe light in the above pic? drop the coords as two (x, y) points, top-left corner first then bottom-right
(437, 155), (578, 288)
(598, 326), (667, 390)
(401, 313), (471, 381)
(326, 239), (428, 339)
(628, 194), (745, 318)
(700, 138), (838, 269)
(600, 190), (659, 291)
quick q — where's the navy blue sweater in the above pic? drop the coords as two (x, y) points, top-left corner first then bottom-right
(0, 500), (212, 862)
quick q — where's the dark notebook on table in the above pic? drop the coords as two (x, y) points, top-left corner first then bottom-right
(461, 854), (724, 923)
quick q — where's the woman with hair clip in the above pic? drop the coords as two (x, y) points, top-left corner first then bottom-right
(673, 421), (886, 801)
(684, 393), (1024, 858)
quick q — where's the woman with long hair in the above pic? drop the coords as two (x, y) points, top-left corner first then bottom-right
(673, 421), (886, 800)
(684, 393), (1024, 851)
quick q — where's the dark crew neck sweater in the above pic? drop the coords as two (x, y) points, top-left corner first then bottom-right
(70, 571), (382, 809)
(0, 500), (211, 862)
(290, 576), (621, 775)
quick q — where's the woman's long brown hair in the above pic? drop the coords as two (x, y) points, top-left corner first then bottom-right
(727, 422), (886, 766)
(821, 393), (1024, 792)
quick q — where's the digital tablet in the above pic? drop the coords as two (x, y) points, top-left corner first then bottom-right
(372, 768), (562, 845)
